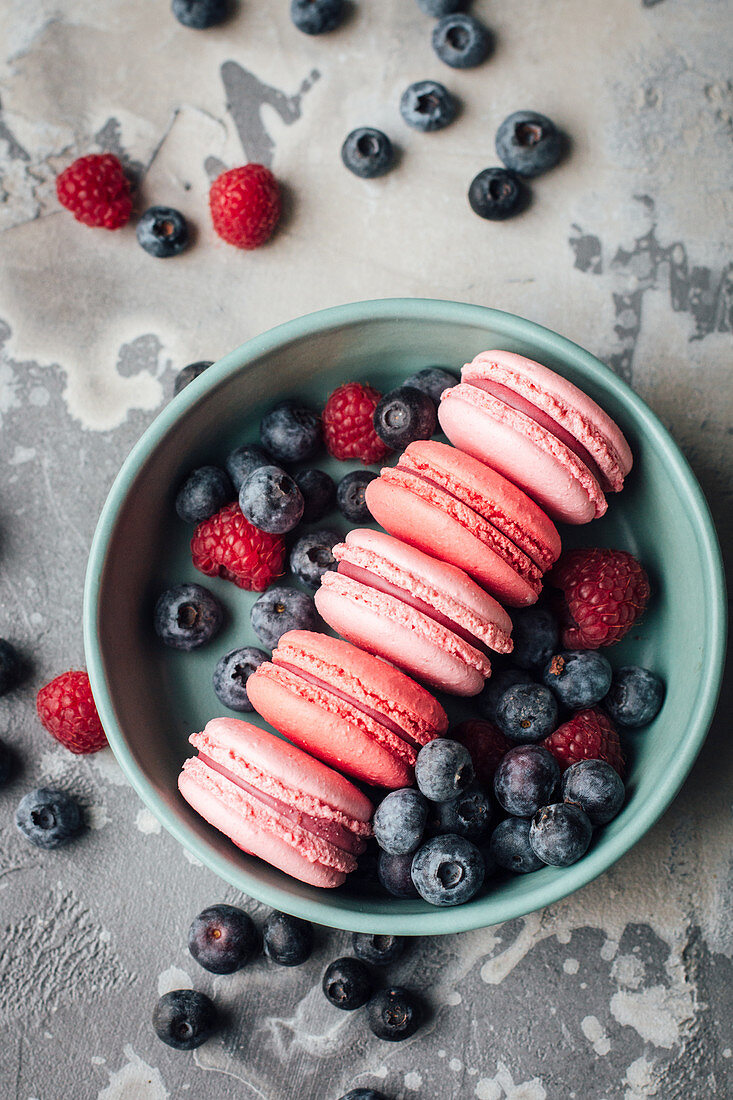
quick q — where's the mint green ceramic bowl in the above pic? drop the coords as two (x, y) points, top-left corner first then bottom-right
(84, 298), (725, 934)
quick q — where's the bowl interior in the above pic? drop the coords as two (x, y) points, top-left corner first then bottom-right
(84, 299), (725, 934)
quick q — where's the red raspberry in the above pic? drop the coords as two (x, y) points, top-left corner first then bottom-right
(451, 718), (512, 788)
(549, 547), (650, 649)
(543, 707), (625, 776)
(209, 164), (281, 249)
(322, 382), (391, 464)
(37, 670), (107, 754)
(191, 502), (285, 591)
(55, 154), (132, 229)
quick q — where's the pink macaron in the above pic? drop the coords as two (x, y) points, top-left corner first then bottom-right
(178, 718), (373, 889)
(364, 440), (561, 607)
(246, 630), (448, 789)
(438, 350), (633, 524)
(315, 529), (513, 696)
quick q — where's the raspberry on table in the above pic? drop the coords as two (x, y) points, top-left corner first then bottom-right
(56, 154), (132, 229)
(209, 164), (281, 250)
(191, 501), (286, 590)
(322, 382), (391, 463)
(550, 547), (651, 649)
(36, 670), (107, 754)
(543, 707), (625, 776)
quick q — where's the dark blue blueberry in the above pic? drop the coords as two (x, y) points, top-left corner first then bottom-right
(212, 647), (268, 711)
(239, 466), (304, 534)
(0, 739), (16, 786)
(136, 205), (189, 257)
(367, 987), (422, 1040)
(373, 386), (438, 449)
(415, 738), (474, 802)
(411, 834), (484, 906)
(603, 666), (665, 728)
(494, 744), (560, 817)
(154, 583), (223, 650)
(338, 1090), (388, 1100)
(510, 607), (559, 671)
(400, 80), (457, 132)
(373, 788), (428, 854)
(430, 786), (492, 840)
(188, 903), (258, 974)
(529, 802), (593, 867)
(403, 366), (458, 407)
(152, 989), (217, 1049)
(290, 0), (345, 34)
(250, 586), (318, 649)
(341, 128), (395, 179)
(352, 932), (406, 966)
(355, 840), (382, 892)
(175, 465), (233, 524)
(496, 110), (563, 178)
(488, 816), (544, 873)
(174, 360), (213, 395)
(263, 911), (313, 966)
(543, 650), (612, 710)
(416, 0), (465, 14)
(476, 667), (533, 724)
(496, 683), (558, 743)
(289, 529), (340, 590)
(561, 759), (625, 826)
(336, 470), (377, 523)
(432, 13), (491, 68)
(0, 639), (22, 695)
(260, 400), (322, 463)
(468, 168), (526, 220)
(225, 444), (270, 492)
(322, 957), (373, 1010)
(295, 468), (337, 523)
(377, 851), (420, 898)
(16, 788), (83, 848)
(171, 0), (228, 29)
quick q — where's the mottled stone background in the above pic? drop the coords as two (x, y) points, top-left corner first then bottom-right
(1, 2), (731, 1098)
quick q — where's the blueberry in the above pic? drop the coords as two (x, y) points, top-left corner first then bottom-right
(171, 0), (228, 29)
(290, 0), (345, 34)
(432, 13), (491, 68)
(152, 989), (217, 1049)
(338, 1091), (388, 1100)
(416, 0), (465, 14)
(289, 529), (340, 590)
(341, 127), (395, 179)
(415, 738), (474, 802)
(212, 647), (268, 711)
(494, 744), (560, 817)
(476, 667), (533, 724)
(496, 110), (563, 178)
(496, 683), (558, 743)
(136, 205), (189, 258)
(322, 956), (373, 1010)
(377, 851), (420, 898)
(174, 360), (213, 395)
(411, 834), (484, 906)
(543, 650), (612, 710)
(250, 586), (318, 649)
(225, 444), (270, 492)
(402, 366), (458, 407)
(468, 167), (526, 221)
(488, 816), (544, 873)
(530, 802), (593, 866)
(175, 465), (233, 524)
(356, 840), (383, 892)
(154, 583), (223, 650)
(373, 788), (428, 854)
(373, 386), (438, 449)
(367, 987), (422, 1041)
(603, 666), (665, 728)
(400, 80), (457, 132)
(260, 400), (322, 463)
(188, 903), (258, 974)
(430, 787), (492, 840)
(0, 639), (22, 695)
(337, 470), (377, 523)
(561, 759), (625, 826)
(16, 788), (83, 848)
(510, 607), (559, 671)
(0, 739), (16, 786)
(295, 468), (336, 523)
(263, 911), (313, 966)
(352, 932), (406, 966)
(239, 466), (304, 534)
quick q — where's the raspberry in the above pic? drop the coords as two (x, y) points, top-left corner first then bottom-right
(549, 548), (650, 649)
(322, 382), (391, 464)
(55, 154), (132, 229)
(37, 670), (107, 754)
(209, 165), (281, 249)
(191, 502), (285, 591)
(542, 707), (625, 777)
(451, 718), (512, 788)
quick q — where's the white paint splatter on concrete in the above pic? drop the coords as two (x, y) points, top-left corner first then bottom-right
(10, 445), (36, 463)
(449, 1057), (462, 1072)
(97, 1045), (168, 1100)
(445, 990), (462, 1005)
(563, 958), (580, 975)
(475, 1062), (547, 1100)
(611, 984), (694, 1048)
(622, 1054), (659, 1099)
(611, 954), (646, 990)
(135, 808), (161, 835)
(601, 938), (619, 961)
(404, 1071), (422, 1090)
(157, 966), (193, 996)
(89, 749), (128, 786)
(581, 1015), (611, 1056)
(86, 801), (111, 830)
(182, 848), (203, 867)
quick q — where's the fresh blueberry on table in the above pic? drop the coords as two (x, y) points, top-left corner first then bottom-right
(341, 128), (395, 179)
(294, 468), (336, 523)
(152, 989), (218, 1049)
(173, 360), (213, 395)
(338, 1090), (388, 1100)
(212, 647), (268, 711)
(378, 850), (420, 898)
(373, 386), (438, 449)
(561, 759), (625, 826)
(476, 666), (533, 724)
(171, 0), (228, 29)
(432, 13), (491, 68)
(154, 583), (223, 650)
(290, 0), (345, 35)
(16, 788), (84, 848)
(468, 167), (526, 220)
(489, 816), (545, 874)
(495, 110), (563, 177)
(542, 650), (613, 710)
(136, 205), (189, 257)
(225, 443), (271, 492)
(367, 987), (422, 1041)
(402, 366), (458, 406)
(416, 0), (465, 14)
(239, 466), (304, 534)
(352, 932), (406, 966)
(430, 786), (492, 840)
(496, 683), (558, 743)
(494, 744), (560, 817)
(262, 911), (313, 966)
(373, 788), (429, 854)
(175, 465), (233, 524)
(250, 586), (318, 649)
(400, 80), (457, 132)
(411, 834), (485, 906)
(289, 529), (341, 590)
(0, 639), (22, 695)
(603, 666), (665, 728)
(336, 470), (377, 523)
(188, 904), (258, 974)
(415, 738), (475, 802)
(510, 607), (560, 670)
(529, 802), (593, 866)
(322, 956), (373, 1010)
(260, 399), (322, 463)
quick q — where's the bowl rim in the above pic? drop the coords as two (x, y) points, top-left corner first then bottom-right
(83, 297), (727, 934)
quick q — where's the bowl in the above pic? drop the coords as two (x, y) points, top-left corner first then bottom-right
(83, 298), (726, 935)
